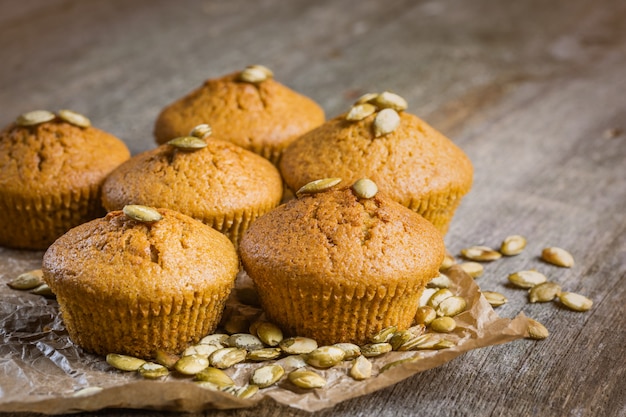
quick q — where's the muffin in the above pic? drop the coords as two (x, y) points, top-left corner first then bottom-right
(239, 178), (445, 345)
(42, 206), (239, 359)
(279, 92), (473, 235)
(102, 126), (283, 247)
(0, 110), (130, 250)
(154, 65), (325, 164)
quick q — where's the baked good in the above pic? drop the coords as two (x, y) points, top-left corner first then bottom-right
(102, 126), (283, 247)
(153, 65), (325, 164)
(0, 110), (130, 250)
(42, 206), (239, 359)
(279, 92), (473, 235)
(239, 178), (445, 345)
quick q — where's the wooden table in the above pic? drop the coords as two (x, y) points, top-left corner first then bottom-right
(1, 0), (625, 416)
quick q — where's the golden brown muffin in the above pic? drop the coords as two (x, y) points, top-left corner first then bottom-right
(279, 94), (473, 235)
(102, 130), (283, 247)
(153, 65), (325, 164)
(42, 206), (239, 359)
(239, 179), (445, 345)
(0, 110), (130, 250)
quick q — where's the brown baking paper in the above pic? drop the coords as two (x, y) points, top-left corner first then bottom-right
(0, 247), (530, 414)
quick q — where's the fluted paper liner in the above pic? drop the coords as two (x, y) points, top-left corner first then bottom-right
(0, 248), (530, 413)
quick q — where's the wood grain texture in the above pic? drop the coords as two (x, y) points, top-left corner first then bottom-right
(1, 0), (625, 416)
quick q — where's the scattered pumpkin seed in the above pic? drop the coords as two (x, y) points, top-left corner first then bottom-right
(414, 306), (437, 325)
(439, 254), (456, 271)
(305, 346), (346, 368)
(398, 334), (435, 351)
(427, 273), (452, 288)
(296, 178), (342, 196)
(226, 333), (264, 351)
(434, 339), (456, 349)
(30, 283), (55, 297)
(183, 344), (219, 358)
(72, 387), (103, 397)
(430, 316), (456, 333)
(189, 123), (212, 139)
(236, 384), (259, 399)
(372, 91), (408, 112)
(508, 270), (547, 289)
(354, 92), (379, 105)
(288, 368), (326, 389)
(360, 342), (392, 357)
(389, 330), (413, 350)
(247, 347), (282, 361)
(541, 247), (575, 268)
(526, 318), (549, 340)
(346, 103), (376, 121)
(559, 292), (593, 311)
(461, 245), (502, 261)
(370, 325), (397, 343)
(280, 337), (318, 354)
(209, 347), (247, 369)
(380, 357), (421, 372)
(167, 136), (207, 150)
(349, 355), (372, 380)
(332, 343), (361, 360)
(482, 291), (508, 307)
(352, 178), (378, 199)
(57, 109), (91, 128)
(500, 235), (527, 256)
(199, 334), (229, 347)
(435, 296), (467, 317)
(373, 108), (400, 137)
(247, 64), (274, 78)
(279, 354), (307, 370)
(16, 110), (55, 126)
(458, 262), (484, 278)
(138, 362), (169, 379)
(106, 353), (146, 372)
(256, 322), (283, 346)
(529, 282), (562, 303)
(194, 366), (235, 388)
(250, 364), (285, 388)
(238, 66), (269, 83)
(419, 288), (438, 307)
(426, 288), (454, 309)
(174, 354), (209, 375)
(154, 350), (179, 369)
(8, 269), (44, 290)
(122, 205), (162, 223)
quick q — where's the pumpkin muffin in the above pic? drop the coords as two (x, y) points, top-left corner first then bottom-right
(102, 126), (283, 247)
(153, 65), (325, 164)
(0, 110), (130, 250)
(42, 206), (239, 359)
(279, 92), (473, 235)
(239, 178), (445, 345)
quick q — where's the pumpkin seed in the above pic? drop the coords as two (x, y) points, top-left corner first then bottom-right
(154, 350), (179, 369)
(373, 108), (400, 137)
(247, 347), (282, 361)
(279, 354), (307, 370)
(370, 325), (397, 343)
(360, 342), (392, 357)
(305, 346), (346, 368)
(8, 269), (44, 290)
(106, 353), (146, 372)
(333, 343), (361, 360)
(426, 288), (454, 309)
(372, 91), (408, 112)
(16, 110), (55, 126)
(346, 103), (376, 121)
(500, 235), (527, 256)
(247, 64), (274, 78)
(398, 334), (435, 351)
(419, 288), (438, 307)
(226, 333), (264, 351)
(541, 247), (575, 268)
(256, 322), (283, 347)
(223, 315), (250, 334)
(279, 337), (318, 354)
(435, 296), (467, 317)
(288, 368), (326, 389)
(174, 354), (209, 375)
(354, 92), (379, 105)
(434, 339), (456, 349)
(407, 324), (427, 337)
(250, 364), (285, 388)
(529, 282), (562, 303)
(238, 66), (268, 83)
(352, 178), (378, 199)
(381, 357), (421, 372)
(427, 273), (452, 289)
(526, 318), (549, 340)
(414, 306), (437, 325)
(189, 123), (212, 139)
(559, 292), (593, 311)
(199, 333), (229, 347)
(458, 262), (484, 278)
(167, 136), (207, 150)
(183, 344), (219, 358)
(194, 366), (235, 388)
(209, 347), (247, 369)
(122, 205), (162, 223)
(195, 381), (222, 391)
(72, 387), (103, 397)
(138, 362), (169, 379)
(482, 291), (508, 307)
(349, 355), (372, 380)
(461, 246), (502, 261)
(508, 270), (547, 289)
(430, 316), (456, 333)
(296, 178), (342, 196)
(389, 330), (413, 351)
(439, 254), (456, 271)
(30, 283), (55, 297)
(236, 384), (259, 399)
(57, 109), (91, 128)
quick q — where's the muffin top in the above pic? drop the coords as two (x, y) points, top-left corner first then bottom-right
(153, 67), (325, 163)
(102, 136), (283, 219)
(279, 109), (473, 208)
(43, 207), (239, 301)
(0, 111), (130, 195)
(239, 181), (445, 289)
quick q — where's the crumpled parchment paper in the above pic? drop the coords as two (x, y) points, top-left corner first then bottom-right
(0, 247), (529, 414)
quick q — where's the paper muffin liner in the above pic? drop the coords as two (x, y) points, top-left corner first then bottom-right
(407, 189), (465, 235)
(0, 185), (103, 250)
(254, 277), (425, 346)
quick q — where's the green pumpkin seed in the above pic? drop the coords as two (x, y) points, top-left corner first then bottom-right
(250, 364), (285, 388)
(439, 254), (456, 271)
(370, 325), (397, 343)
(349, 355), (372, 380)
(209, 347), (247, 369)
(305, 346), (345, 368)
(461, 246), (502, 261)
(459, 262), (484, 278)
(122, 205), (162, 223)
(352, 178), (378, 199)
(174, 354), (209, 375)
(500, 235), (527, 256)
(360, 342), (392, 357)
(167, 136), (207, 151)
(189, 124), (212, 139)
(30, 283), (55, 297)
(373, 108), (400, 137)
(482, 291), (508, 307)
(427, 288), (454, 309)
(430, 316), (456, 333)
(296, 178), (342, 196)
(332, 343), (361, 360)
(559, 292), (593, 311)
(256, 322), (283, 347)
(279, 337), (318, 354)
(226, 333), (264, 351)
(154, 350), (179, 369)
(354, 92), (379, 105)
(436, 296), (467, 317)
(346, 103), (376, 121)
(288, 368), (326, 389)
(138, 362), (169, 379)
(279, 354), (307, 370)
(247, 347), (282, 361)
(8, 270), (44, 290)
(434, 339), (456, 349)
(528, 282), (562, 303)
(414, 305), (436, 325)
(526, 318), (549, 340)
(16, 110), (55, 126)
(194, 366), (235, 388)
(183, 344), (219, 358)
(57, 109), (91, 128)
(381, 357), (421, 372)
(389, 330), (413, 351)
(508, 270), (547, 289)
(541, 247), (575, 268)
(398, 334), (435, 351)
(236, 384), (259, 399)
(106, 353), (146, 372)
(427, 273), (452, 289)
(372, 91), (408, 112)
(71, 387), (103, 397)
(419, 288), (438, 307)
(199, 333), (229, 347)
(238, 66), (269, 83)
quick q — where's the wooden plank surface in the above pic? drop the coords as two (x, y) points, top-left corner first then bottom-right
(1, 0), (625, 416)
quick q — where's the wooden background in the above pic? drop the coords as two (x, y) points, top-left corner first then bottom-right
(1, 0), (625, 416)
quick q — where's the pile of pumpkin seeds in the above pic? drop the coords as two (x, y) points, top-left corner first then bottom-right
(345, 91), (407, 137)
(15, 109), (91, 128)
